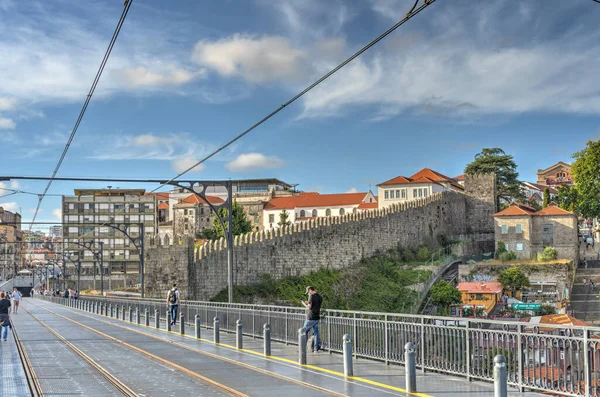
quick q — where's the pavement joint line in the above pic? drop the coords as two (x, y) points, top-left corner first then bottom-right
(20, 305), (139, 397)
(29, 300), (350, 397)
(39, 298), (434, 397)
(26, 301), (250, 397)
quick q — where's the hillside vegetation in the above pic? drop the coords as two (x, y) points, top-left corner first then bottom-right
(212, 245), (450, 313)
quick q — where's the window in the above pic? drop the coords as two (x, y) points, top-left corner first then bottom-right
(385, 190), (389, 199)
(339, 208), (345, 216)
(269, 214), (275, 223)
(326, 209), (331, 216)
(543, 223), (554, 245)
(516, 224), (522, 234)
(253, 215), (258, 223)
(423, 188), (428, 197)
(413, 189), (418, 198)
(401, 189), (406, 199)
(311, 209), (317, 217)
(396, 190), (400, 199)
(300, 210), (306, 218)
(353, 208), (357, 214)
(249, 205), (254, 213)
(501, 224), (508, 234)
(476, 294), (485, 300)
(516, 243), (523, 251)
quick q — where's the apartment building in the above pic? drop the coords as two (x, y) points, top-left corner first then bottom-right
(62, 189), (156, 275)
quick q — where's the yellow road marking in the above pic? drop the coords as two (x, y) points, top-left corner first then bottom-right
(39, 298), (435, 397)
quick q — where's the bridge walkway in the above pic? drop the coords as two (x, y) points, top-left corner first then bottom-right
(4, 298), (548, 397)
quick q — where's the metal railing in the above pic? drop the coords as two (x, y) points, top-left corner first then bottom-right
(36, 294), (600, 396)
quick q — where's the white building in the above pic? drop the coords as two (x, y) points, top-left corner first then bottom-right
(377, 168), (464, 209)
(520, 182), (558, 207)
(262, 192), (377, 229)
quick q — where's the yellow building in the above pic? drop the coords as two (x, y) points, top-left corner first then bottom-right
(457, 282), (504, 314)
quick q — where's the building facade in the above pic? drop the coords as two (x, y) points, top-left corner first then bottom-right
(62, 189), (157, 275)
(493, 202), (578, 262)
(458, 281), (503, 314)
(377, 168), (464, 209)
(173, 194), (224, 239)
(262, 192), (377, 229)
(537, 162), (573, 186)
(521, 182), (558, 207)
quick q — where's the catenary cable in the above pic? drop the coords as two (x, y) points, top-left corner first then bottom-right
(28, 0), (133, 228)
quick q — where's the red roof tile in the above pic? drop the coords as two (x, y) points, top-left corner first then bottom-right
(538, 314), (588, 327)
(264, 192), (373, 210)
(145, 192), (170, 199)
(494, 202), (536, 216)
(535, 204), (573, 216)
(357, 202), (378, 210)
(180, 194), (224, 205)
(523, 182), (558, 195)
(458, 282), (503, 294)
(378, 168), (464, 190)
(158, 202), (169, 210)
(454, 174), (465, 181)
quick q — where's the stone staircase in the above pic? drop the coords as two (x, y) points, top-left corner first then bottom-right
(570, 260), (600, 324)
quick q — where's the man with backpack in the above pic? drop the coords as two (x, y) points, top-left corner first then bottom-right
(167, 284), (180, 326)
(302, 286), (323, 352)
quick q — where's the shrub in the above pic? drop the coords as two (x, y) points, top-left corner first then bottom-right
(416, 246), (430, 262)
(499, 251), (517, 262)
(467, 260), (477, 265)
(537, 246), (558, 262)
(538, 304), (556, 315)
(496, 240), (507, 258)
(402, 247), (416, 262)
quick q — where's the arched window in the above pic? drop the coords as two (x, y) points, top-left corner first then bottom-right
(353, 208), (357, 214)
(300, 210), (305, 218)
(312, 209), (317, 217)
(326, 209), (331, 216)
(339, 208), (345, 216)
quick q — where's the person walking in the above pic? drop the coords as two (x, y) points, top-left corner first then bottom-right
(11, 287), (21, 314)
(1, 291), (12, 341)
(167, 284), (180, 326)
(302, 286), (323, 352)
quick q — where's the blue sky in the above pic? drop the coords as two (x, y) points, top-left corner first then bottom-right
(0, 0), (599, 228)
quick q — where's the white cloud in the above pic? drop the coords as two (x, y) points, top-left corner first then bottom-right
(172, 157), (205, 174)
(10, 180), (19, 189)
(52, 208), (62, 220)
(132, 134), (170, 146)
(0, 116), (15, 129)
(225, 153), (284, 172)
(0, 97), (16, 111)
(192, 34), (309, 83)
(346, 187), (359, 193)
(112, 66), (203, 87)
(0, 202), (18, 212)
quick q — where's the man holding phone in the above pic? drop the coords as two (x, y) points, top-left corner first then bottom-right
(302, 286), (323, 352)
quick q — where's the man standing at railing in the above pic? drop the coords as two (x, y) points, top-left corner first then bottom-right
(167, 284), (180, 326)
(302, 286), (323, 352)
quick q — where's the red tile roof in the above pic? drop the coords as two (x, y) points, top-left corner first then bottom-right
(158, 202), (169, 210)
(357, 202), (378, 210)
(539, 314), (588, 327)
(458, 282), (503, 294)
(264, 192), (373, 210)
(494, 202), (574, 217)
(145, 192), (170, 199)
(180, 194), (224, 205)
(454, 174), (465, 181)
(378, 168), (464, 190)
(522, 182), (558, 195)
(535, 204), (573, 216)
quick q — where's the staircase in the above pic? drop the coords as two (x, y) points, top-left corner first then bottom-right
(570, 260), (600, 324)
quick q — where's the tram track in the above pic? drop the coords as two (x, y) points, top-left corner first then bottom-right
(11, 317), (43, 397)
(21, 306), (139, 397)
(28, 299), (350, 397)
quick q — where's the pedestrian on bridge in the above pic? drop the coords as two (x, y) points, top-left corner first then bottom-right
(167, 284), (180, 326)
(0, 291), (12, 341)
(11, 287), (21, 314)
(302, 286), (323, 352)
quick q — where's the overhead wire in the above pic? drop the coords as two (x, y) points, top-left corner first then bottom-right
(28, 0), (134, 229)
(23, 0), (437, 256)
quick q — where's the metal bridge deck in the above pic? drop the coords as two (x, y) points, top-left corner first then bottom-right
(8, 299), (547, 397)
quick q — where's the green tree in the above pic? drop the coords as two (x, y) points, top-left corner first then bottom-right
(571, 140), (600, 218)
(278, 209), (292, 228)
(429, 281), (461, 315)
(556, 184), (578, 212)
(542, 188), (550, 208)
(495, 240), (507, 258)
(464, 148), (523, 206)
(205, 201), (253, 239)
(498, 267), (530, 296)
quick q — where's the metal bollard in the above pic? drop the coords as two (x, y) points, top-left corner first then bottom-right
(136, 307), (140, 325)
(180, 314), (185, 335)
(213, 317), (220, 343)
(494, 355), (508, 397)
(109, 304), (113, 318)
(96, 302), (100, 314)
(298, 328), (307, 365)
(155, 309), (160, 329)
(122, 305), (126, 321)
(405, 342), (417, 393)
(128, 306), (133, 322)
(167, 311), (171, 331)
(195, 315), (201, 339)
(145, 309), (149, 326)
(263, 324), (271, 356)
(236, 320), (243, 349)
(343, 334), (353, 377)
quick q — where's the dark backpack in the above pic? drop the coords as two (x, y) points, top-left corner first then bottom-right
(169, 290), (177, 304)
